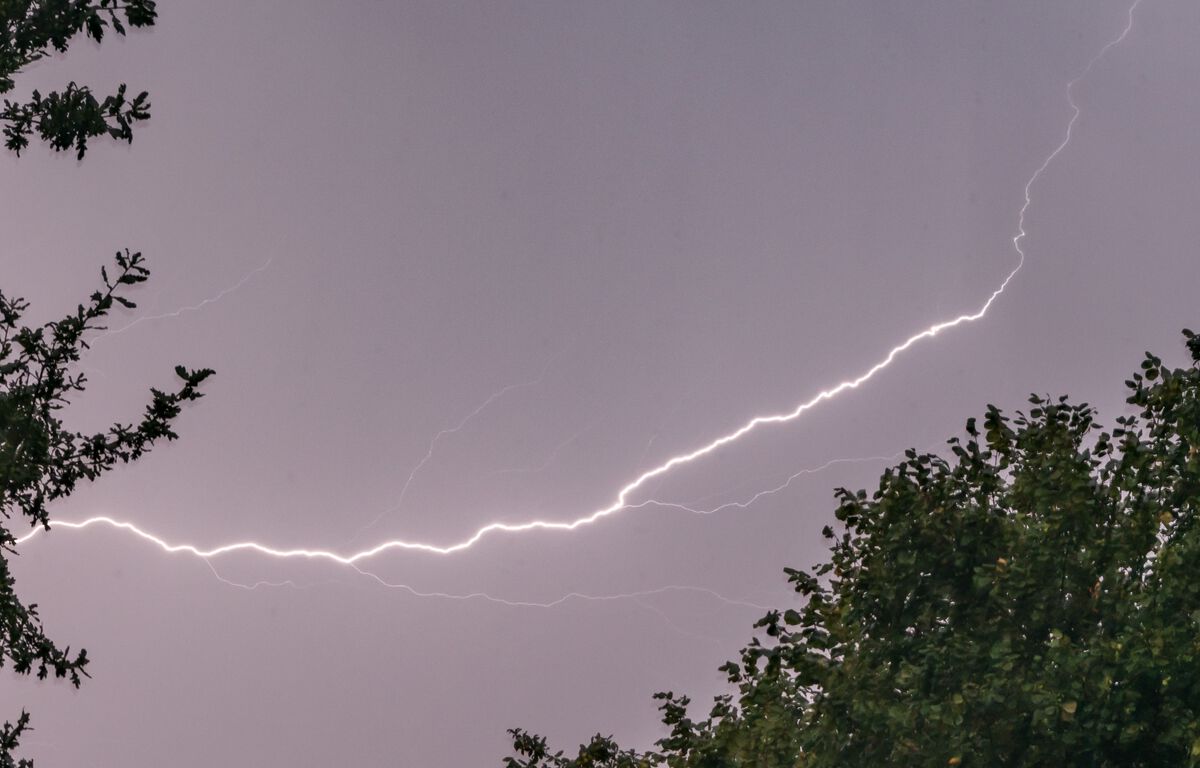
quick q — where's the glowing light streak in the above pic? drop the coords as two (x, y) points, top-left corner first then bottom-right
(195, 560), (756, 647)
(1011, 1), (1141, 266)
(94, 257), (274, 340)
(637, 452), (909, 517)
(481, 421), (594, 479)
(349, 565), (763, 645)
(201, 559), (325, 591)
(347, 564), (772, 612)
(17, 2), (1140, 570)
(201, 556), (769, 614)
(636, 390), (694, 463)
(632, 597), (725, 649)
(349, 358), (555, 539)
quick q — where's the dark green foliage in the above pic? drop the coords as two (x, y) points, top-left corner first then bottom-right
(507, 332), (1200, 767)
(1, 1), (157, 158)
(0, 252), (212, 764)
(1, 5), (204, 763)
(504, 730), (656, 768)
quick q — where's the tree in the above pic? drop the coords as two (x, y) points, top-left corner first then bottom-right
(2, 0), (156, 159)
(1, 3), (210, 765)
(0, 255), (212, 764)
(506, 331), (1200, 768)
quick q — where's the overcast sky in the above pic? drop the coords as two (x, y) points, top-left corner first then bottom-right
(2, 1), (1197, 765)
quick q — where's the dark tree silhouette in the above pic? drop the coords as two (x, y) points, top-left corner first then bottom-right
(506, 331), (1200, 768)
(0, 258), (213, 765)
(2, 1), (156, 159)
(1, 3), (211, 765)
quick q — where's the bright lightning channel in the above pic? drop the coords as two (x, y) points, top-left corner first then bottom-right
(17, 2), (1140, 570)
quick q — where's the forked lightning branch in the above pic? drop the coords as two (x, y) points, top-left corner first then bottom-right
(16, 2), (1142, 588)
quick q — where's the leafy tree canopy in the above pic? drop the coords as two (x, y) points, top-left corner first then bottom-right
(0, 252), (212, 765)
(1, 3), (208, 765)
(506, 331), (1200, 768)
(2, 0), (157, 159)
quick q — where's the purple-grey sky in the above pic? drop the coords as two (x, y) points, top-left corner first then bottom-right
(2, 1), (1198, 765)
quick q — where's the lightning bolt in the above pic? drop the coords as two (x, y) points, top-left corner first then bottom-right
(481, 421), (594, 479)
(202, 552), (769, 649)
(17, 3), (1140, 574)
(635, 451), (909, 517)
(1013, 1), (1141, 264)
(203, 558), (766, 612)
(348, 566), (772, 612)
(93, 257), (274, 341)
(201, 559), (332, 591)
(11, 446), (878, 561)
(347, 354), (558, 541)
(143, 558), (760, 653)
(346, 568), (764, 646)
